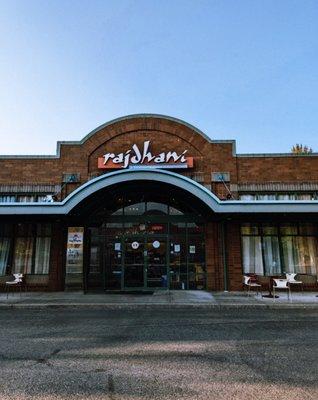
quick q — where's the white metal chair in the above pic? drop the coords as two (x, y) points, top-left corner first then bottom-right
(243, 275), (261, 297)
(273, 279), (292, 302)
(285, 273), (304, 293)
(5, 273), (24, 299)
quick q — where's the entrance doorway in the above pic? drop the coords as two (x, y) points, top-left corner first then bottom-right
(87, 222), (206, 291)
(122, 236), (167, 289)
(84, 183), (208, 291)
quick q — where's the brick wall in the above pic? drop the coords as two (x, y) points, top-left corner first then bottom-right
(205, 222), (224, 290)
(1, 116), (318, 197)
(226, 221), (243, 291)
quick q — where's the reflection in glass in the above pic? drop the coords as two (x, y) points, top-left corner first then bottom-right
(124, 202), (146, 216)
(146, 202), (168, 215)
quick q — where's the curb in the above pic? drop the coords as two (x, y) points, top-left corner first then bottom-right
(0, 302), (318, 310)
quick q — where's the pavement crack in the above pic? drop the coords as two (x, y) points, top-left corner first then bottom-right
(35, 348), (62, 366)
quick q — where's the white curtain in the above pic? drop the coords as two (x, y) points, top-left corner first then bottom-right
(242, 236), (264, 274)
(295, 237), (317, 275)
(281, 237), (295, 273)
(240, 194), (255, 201)
(17, 196), (36, 202)
(0, 238), (11, 275)
(277, 194), (296, 200)
(12, 237), (33, 274)
(263, 236), (281, 275)
(34, 237), (51, 274)
(0, 195), (15, 202)
(297, 194), (312, 200)
(257, 194), (276, 200)
(281, 236), (318, 275)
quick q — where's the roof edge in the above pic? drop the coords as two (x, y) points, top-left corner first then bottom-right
(0, 114), (236, 159)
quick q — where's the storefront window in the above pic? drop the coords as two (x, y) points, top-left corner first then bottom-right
(147, 223), (168, 234)
(170, 222), (186, 234)
(257, 194), (276, 200)
(13, 237), (34, 274)
(241, 235), (264, 275)
(169, 206), (184, 215)
(146, 202), (168, 215)
(281, 236), (318, 275)
(34, 224), (52, 274)
(280, 224), (298, 235)
(0, 195), (16, 202)
(241, 223), (259, 235)
(241, 223), (318, 276)
(263, 236), (281, 275)
(187, 222), (204, 234)
(123, 222), (146, 235)
(299, 223), (317, 235)
(0, 237), (11, 275)
(106, 223), (123, 236)
(0, 223), (52, 276)
(124, 202), (146, 216)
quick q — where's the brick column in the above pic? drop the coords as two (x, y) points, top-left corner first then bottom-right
(48, 221), (67, 291)
(205, 221), (223, 291)
(226, 221), (243, 291)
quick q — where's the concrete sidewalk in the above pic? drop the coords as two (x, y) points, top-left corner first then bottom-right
(0, 290), (318, 309)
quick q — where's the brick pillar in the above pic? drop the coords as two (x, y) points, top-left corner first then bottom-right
(48, 221), (67, 291)
(205, 221), (223, 291)
(226, 221), (243, 291)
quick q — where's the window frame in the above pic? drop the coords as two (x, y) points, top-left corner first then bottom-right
(240, 222), (318, 276)
(0, 223), (52, 276)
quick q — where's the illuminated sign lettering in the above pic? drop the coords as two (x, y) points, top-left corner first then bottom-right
(98, 141), (193, 169)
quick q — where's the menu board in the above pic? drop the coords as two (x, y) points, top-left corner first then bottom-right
(66, 227), (84, 274)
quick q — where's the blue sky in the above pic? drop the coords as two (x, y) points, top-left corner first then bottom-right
(0, 0), (317, 154)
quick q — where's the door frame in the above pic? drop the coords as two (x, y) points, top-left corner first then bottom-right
(85, 218), (207, 292)
(121, 233), (169, 291)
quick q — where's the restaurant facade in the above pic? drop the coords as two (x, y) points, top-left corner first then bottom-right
(0, 114), (318, 292)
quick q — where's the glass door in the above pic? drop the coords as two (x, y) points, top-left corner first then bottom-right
(123, 237), (145, 288)
(104, 237), (122, 290)
(146, 237), (168, 288)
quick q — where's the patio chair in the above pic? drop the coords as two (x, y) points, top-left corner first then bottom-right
(273, 279), (292, 302)
(5, 273), (25, 299)
(243, 275), (261, 297)
(285, 273), (304, 293)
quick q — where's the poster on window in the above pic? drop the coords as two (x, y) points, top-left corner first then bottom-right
(66, 227), (84, 274)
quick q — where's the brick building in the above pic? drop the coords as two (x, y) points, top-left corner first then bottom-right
(0, 114), (317, 292)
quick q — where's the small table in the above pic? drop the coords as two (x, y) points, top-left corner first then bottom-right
(262, 276), (280, 298)
(288, 280), (304, 293)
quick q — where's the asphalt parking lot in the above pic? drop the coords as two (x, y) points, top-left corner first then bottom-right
(0, 308), (317, 399)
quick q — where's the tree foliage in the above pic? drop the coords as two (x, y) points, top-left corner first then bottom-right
(291, 144), (313, 154)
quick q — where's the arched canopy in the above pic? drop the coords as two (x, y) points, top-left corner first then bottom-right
(1, 168), (318, 215)
(66, 168), (221, 215)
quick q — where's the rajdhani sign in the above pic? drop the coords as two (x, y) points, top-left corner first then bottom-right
(98, 141), (193, 169)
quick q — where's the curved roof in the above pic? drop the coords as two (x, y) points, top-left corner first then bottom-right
(77, 113), (214, 144)
(0, 113), (236, 159)
(1, 168), (318, 215)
